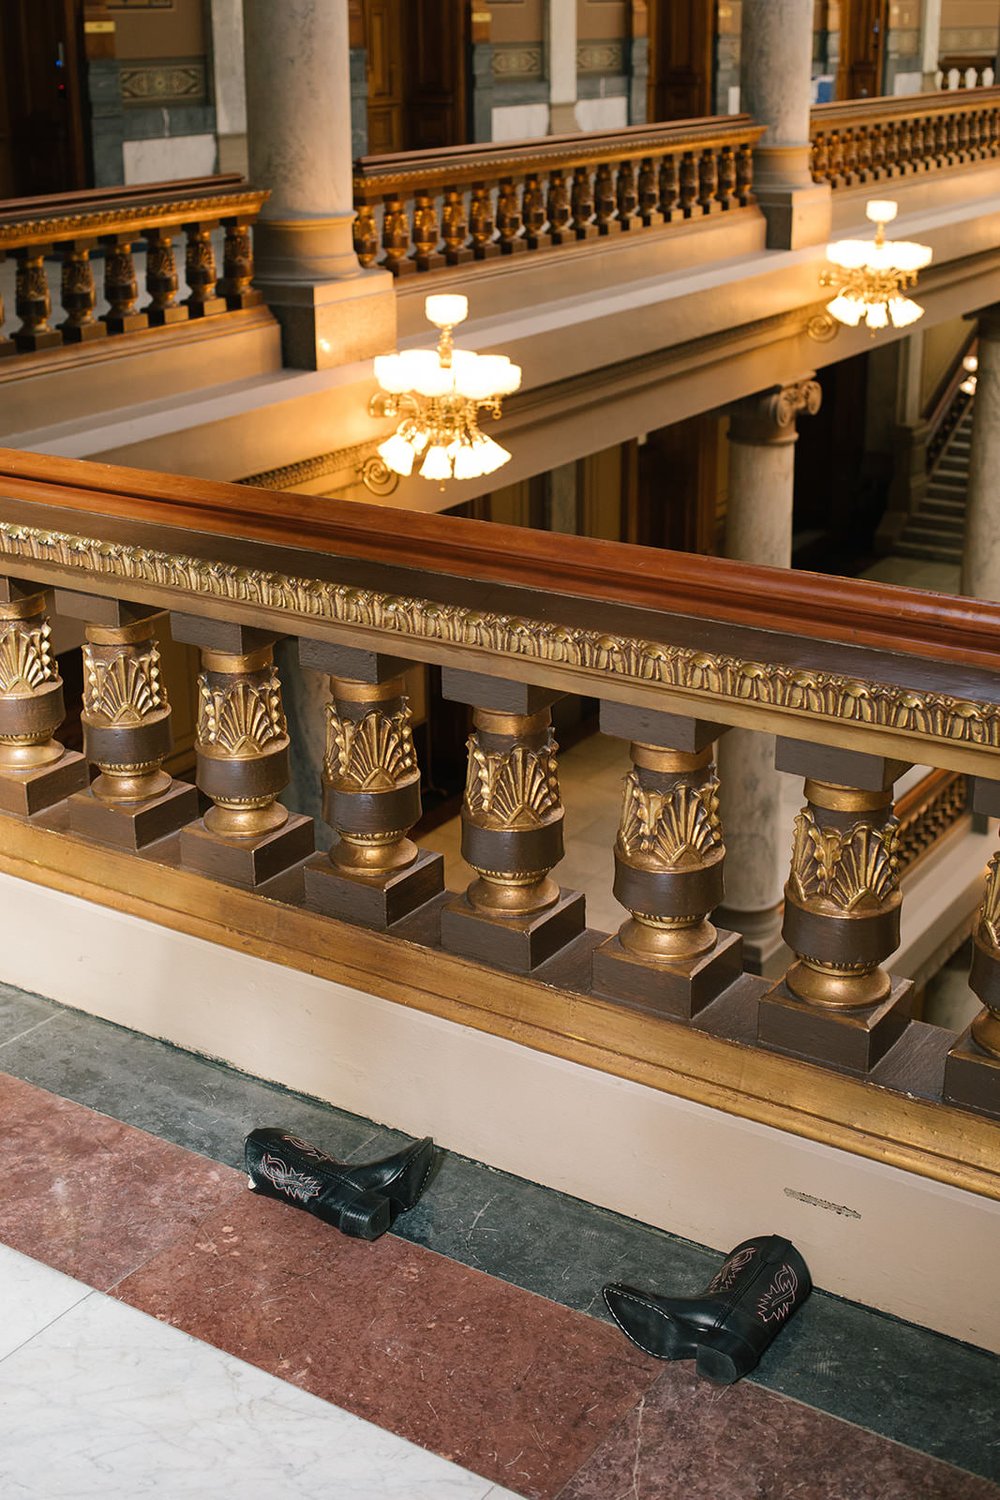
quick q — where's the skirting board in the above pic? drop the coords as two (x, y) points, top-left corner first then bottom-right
(1, 867), (997, 1355)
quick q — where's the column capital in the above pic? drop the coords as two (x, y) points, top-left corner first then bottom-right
(728, 377), (822, 446)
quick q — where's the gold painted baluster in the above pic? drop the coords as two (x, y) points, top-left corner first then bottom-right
(101, 234), (148, 334)
(469, 183), (501, 258)
(0, 580), (87, 815)
(615, 159), (638, 231)
(441, 187), (473, 263)
(57, 239), (106, 343)
(659, 152), (683, 220)
(496, 177), (526, 254)
(183, 221), (227, 317)
(144, 228), (189, 325)
(637, 157), (663, 225)
(522, 171), (549, 250)
(716, 145), (736, 209)
(354, 203), (379, 268)
(594, 161), (619, 234)
(381, 192), (414, 276)
(570, 165), (597, 238)
(13, 248), (62, 351)
(735, 143), (754, 204)
(679, 152), (701, 216)
(697, 148), (721, 214)
(409, 189), (445, 271)
(220, 216), (265, 307)
(547, 168), (572, 244)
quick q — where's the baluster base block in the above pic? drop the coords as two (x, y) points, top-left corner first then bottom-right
(943, 1029), (1000, 1119)
(757, 975), (912, 1074)
(0, 336), (18, 358)
(225, 288), (266, 310)
(59, 321), (107, 345)
(184, 294), (228, 319)
(67, 779), (198, 851)
(440, 887), (585, 974)
(147, 306), (190, 327)
(14, 329), (63, 353)
(0, 750), (88, 817)
(103, 311), (150, 335)
(180, 811), (314, 890)
(591, 928), (743, 1022)
(303, 847), (444, 931)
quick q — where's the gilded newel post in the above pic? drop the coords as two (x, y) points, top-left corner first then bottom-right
(0, 579), (87, 815)
(439, 672), (584, 973)
(592, 703), (741, 1019)
(170, 616), (314, 887)
(58, 598), (198, 849)
(944, 778), (1000, 1118)
(299, 640), (443, 929)
(757, 740), (913, 1073)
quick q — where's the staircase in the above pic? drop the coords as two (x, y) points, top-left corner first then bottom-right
(896, 403), (973, 563)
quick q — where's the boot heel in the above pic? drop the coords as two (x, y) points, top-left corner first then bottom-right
(321, 1186), (392, 1241)
(696, 1327), (756, 1385)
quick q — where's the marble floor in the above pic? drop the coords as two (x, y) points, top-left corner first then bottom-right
(0, 981), (998, 1499)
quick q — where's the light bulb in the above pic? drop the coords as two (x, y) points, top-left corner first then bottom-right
(865, 301), (889, 330)
(425, 293), (469, 328)
(377, 431), (416, 476)
(826, 292), (865, 327)
(960, 376), (978, 396)
(964, 354), (979, 374)
(419, 445), (453, 481)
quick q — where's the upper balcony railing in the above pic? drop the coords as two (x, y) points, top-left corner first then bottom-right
(352, 115), (764, 277)
(809, 86), (1000, 187)
(0, 447), (997, 1202)
(0, 174), (268, 357)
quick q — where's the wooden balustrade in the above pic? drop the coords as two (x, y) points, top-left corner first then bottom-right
(352, 117), (764, 277)
(810, 87), (1000, 187)
(0, 449), (998, 1197)
(938, 55), (996, 91)
(0, 175), (268, 357)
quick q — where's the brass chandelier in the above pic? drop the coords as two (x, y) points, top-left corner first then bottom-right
(371, 295), (522, 484)
(822, 200), (932, 333)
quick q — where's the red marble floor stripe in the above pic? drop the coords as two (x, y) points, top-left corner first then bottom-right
(0, 1071), (244, 1290)
(112, 1189), (660, 1500)
(558, 1363), (1000, 1500)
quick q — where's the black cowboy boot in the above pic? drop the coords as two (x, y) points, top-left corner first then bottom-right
(603, 1233), (811, 1384)
(245, 1127), (435, 1242)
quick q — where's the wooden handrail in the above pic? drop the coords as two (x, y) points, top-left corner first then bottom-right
(0, 176), (268, 248)
(811, 85), (1000, 127)
(0, 446), (999, 679)
(353, 115), (765, 195)
(810, 87), (1000, 185)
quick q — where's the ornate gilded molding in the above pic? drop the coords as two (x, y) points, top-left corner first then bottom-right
(788, 809), (899, 912)
(0, 192), (267, 251)
(979, 853), (1000, 950)
(618, 771), (722, 866)
(465, 735), (560, 828)
(0, 620), (56, 693)
(729, 379), (823, 446)
(324, 704), (416, 791)
(3, 519), (1000, 756)
(198, 673), (285, 758)
(83, 645), (166, 725)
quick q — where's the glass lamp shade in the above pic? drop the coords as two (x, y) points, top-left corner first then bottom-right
(960, 376), (978, 396)
(373, 354), (412, 395)
(397, 348), (452, 397)
(425, 293), (469, 328)
(377, 431), (416, 476)
(887, 295), (924, 328)
(419, 444), (453, 481)
(475, 434), (512, 475)
(866, 198), (898, 224)
(826, 292), (865, 327)
(452, 442), (486, 480)
(826, 238), (871, 269)
(865, 300), (889, 330)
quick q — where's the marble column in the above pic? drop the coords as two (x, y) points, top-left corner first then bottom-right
(716, 378), (822, 975)
(740, 0), (831, 248)
(962, 308), (1000, 602)
(548, 0), (579, 134)
(211, 0), (248, 175)
(242, 0), (394, 369)
(920, 0), (943, 90)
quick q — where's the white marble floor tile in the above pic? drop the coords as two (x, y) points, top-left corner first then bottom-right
(0, 1244), (91, 1362)
(0, 1288), (520, 1499)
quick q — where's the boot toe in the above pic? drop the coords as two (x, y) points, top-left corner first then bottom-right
(602, 1285), (700, 1361)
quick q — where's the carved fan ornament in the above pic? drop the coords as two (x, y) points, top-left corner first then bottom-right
(199, 674), (286, 757)
(618, 772), (722, 867)
(324, 704), (416, 790)
(83, 645), (166, 724)
(789, 808), (899, 912)
(465, 734), (560, 828)
(979, 852), (1000, 950)
(0, 621), (56, 694)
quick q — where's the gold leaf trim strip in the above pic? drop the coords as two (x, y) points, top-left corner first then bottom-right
(2, 519), (1000, 751)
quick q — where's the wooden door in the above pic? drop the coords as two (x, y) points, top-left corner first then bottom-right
(0, 0), (88, 196)
(403, 0), (468, 149)
(837, 0), (889, 99)
(364, 0), (405, 154)
(647, 0), (714, 122)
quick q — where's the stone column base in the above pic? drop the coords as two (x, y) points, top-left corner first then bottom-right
(715, 902), (788, 979)
(754, 181), (832, 250)
(548, 102), (579, 134)
(255, 268), (397, 371)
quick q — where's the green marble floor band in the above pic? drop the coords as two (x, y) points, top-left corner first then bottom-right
(0, 981), (997, 1486)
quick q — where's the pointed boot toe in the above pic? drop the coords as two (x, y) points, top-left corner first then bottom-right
(345, 1135), (436, 1217)
(602, 1284), (700, 1360)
